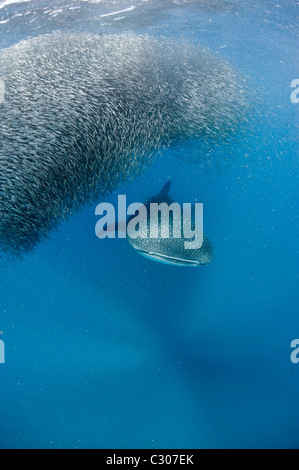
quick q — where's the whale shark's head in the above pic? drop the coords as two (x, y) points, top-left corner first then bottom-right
(132, 237), (213, 267)
(127, 182), (213, 267)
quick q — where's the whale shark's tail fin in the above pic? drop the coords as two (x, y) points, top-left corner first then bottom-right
(160, 181), (171, 196)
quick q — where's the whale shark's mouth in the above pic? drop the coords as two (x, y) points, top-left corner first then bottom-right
(135, 249), (205, 267)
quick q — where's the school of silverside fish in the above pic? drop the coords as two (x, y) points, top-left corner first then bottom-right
(0, 31), (247, 258)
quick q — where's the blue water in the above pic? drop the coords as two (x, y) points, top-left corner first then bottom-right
(0, 0), (298, 449)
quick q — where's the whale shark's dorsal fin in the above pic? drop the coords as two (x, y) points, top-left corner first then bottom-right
(160, 181), (171, 196)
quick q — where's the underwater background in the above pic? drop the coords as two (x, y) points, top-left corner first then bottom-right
(0, 0), (298, 449)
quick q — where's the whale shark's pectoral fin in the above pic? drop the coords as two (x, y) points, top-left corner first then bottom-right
(160, 181), (171, 196)
(96, 221), (127, 238)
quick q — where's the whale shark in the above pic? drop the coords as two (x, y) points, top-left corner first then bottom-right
(101, 182), (213, 267)
(127, 182), (213, 266)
